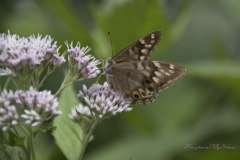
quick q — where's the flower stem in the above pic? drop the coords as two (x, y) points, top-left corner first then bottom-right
(11, 77), (20, 90)
(19, 124), (29, 136)
(19, 125), (31, 160)
(54, 71), (71, 97)
(54, 79), (73, 98)
(78, 120), (98, 160)
(19, 124), (35, 160)
(13, 146), (20, 160)
(3, 77), (10, 89)
(13, 126), (20, 138)
(29, 129), (36, 160)
(37, 69), (53, 90)
(54, 70), (83, 97)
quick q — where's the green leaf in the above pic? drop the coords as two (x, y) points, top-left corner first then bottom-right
(0, 130), (25, 150)
(0, 144), (26, 160)
(52, 85), (83, 160)
(37, 122), (56, 134)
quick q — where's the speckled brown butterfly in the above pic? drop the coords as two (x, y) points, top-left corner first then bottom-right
(104, 31), (186, 104)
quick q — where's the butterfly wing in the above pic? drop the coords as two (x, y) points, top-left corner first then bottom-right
(112, 31), (162, 63)
(106, 61), (186, 104)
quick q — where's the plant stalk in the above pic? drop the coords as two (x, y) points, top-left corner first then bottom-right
(78, 120), (98, 160)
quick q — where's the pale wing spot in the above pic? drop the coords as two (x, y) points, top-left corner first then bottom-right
(141, 49), (148, 55)
(134, 46), (139, 52)
(170, 64), (175, 69)
(139, 39), (146, 44)
(129, 48), (134, 55)
(145, 44), (152, 48)
(169, 70), (174, 74)
(138, 88), (147, 97)
(165, 72), (171, 76)
(145, 64), (151, 70)
(151, 34), (155, 39)
(137, 63), (144, 69)
(152, 77), (160, 84)
(132, 54), (139, 59)
(153, 62), (161, 68)
(142, 70), (151, 77)
(140, 55), (145, 60)
(154, 71), (162, 77)
(160, 69), (165, 73)
(151, 40), (155, 44)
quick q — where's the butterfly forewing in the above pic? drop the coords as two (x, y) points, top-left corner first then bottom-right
(113, 31), (162, 63)
(104, 31), (186, 104)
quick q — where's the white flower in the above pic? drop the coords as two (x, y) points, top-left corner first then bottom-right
(21, 110), (41, 127)
(66, 41), (101, 79)
(0, 90), (19, 131)
(76, 82), (132, 119)
(15, 87), (61, 122)
(69, 104), (92, 121)
(0, 31), (65, 73)
(0, 87), (62, 131)
(0, 31), (66, 88)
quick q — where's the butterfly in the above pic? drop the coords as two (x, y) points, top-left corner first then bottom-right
(104, 31), (186, 104)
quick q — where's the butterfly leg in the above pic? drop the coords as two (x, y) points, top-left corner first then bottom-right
(95, 59), (105, 84)
(95, 73), (104, 83)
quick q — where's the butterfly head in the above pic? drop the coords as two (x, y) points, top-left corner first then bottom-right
(104, 57), (115, 75)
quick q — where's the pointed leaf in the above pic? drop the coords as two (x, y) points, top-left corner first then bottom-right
(53, 85), (83, 160)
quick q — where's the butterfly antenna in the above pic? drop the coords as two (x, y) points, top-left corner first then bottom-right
(108, 31), (114, 57)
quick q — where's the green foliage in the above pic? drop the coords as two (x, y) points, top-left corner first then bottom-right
(0, 144), (26, 160)
(1, 0), (240, 159)
(36, 122), (57, 134)
(0, 130), (26, 160)
(53, 84), (83, 160)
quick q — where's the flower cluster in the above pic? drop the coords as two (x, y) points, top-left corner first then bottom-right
(66, 42), (101, 79)
(0, 90), (19, 131)
(0, 31), (65, 77)
(69, 104), (91, 122)
(0, 87), (61, 131)
(69, 82), (132, 121)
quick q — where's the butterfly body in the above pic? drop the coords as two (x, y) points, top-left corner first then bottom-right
(104, 31), (185, 104)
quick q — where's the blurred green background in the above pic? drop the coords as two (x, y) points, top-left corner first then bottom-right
(1, 0), (240, 159)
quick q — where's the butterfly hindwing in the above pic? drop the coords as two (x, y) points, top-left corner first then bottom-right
(108, 61), (185, 104)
